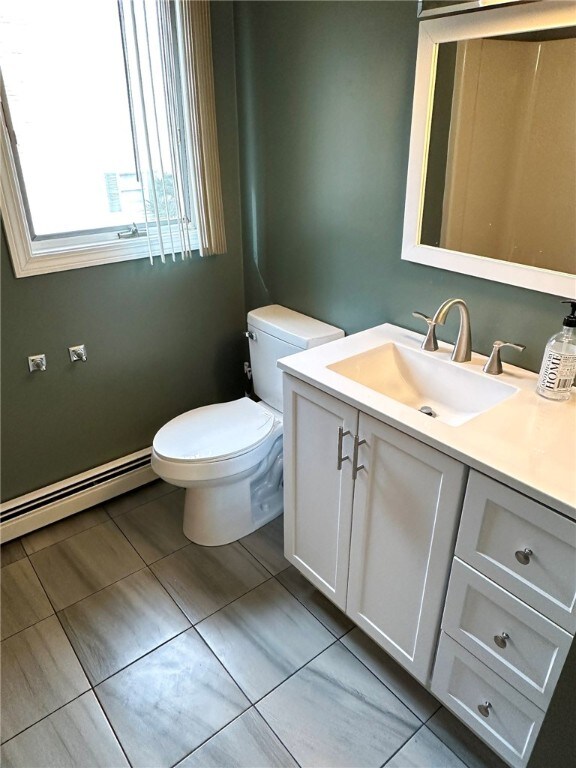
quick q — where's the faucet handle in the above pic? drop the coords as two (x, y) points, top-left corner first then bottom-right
(412, 311), (438, 352)
(483, 340), (526, 375)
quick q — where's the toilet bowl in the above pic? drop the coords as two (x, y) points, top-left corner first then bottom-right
(151, 305), (344, 546)
(152, 398), (284, 546)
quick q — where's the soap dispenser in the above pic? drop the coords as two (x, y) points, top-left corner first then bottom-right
(536, 301), (576, 401)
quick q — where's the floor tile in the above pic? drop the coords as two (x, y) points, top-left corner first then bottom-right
(341, 627), (440, 722)
(59, 568), (190, 684)
(1, 615), (90, 743)
(104, 479), (175, 518)
(427, 708), (509, 768)
(0, 539), (26, 567)
(114, 489), (188, 563)
(1, 558), (54, 640)
(96, 628), (249, 768)
(0, 692), (129, 768)
(277, 565), (354, 638)
(21, 506), (109, 555)
(177, 708), (298, 768)
(197, 579), (334, 702)
(151, 541), (270, 623)
(385, 726), (468, 768)
(239, 515), (290, 575)
(257, 642), (420, 768)
(29, 520), (145, 611)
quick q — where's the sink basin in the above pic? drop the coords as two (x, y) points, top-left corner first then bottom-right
(327, 342), (518, 426)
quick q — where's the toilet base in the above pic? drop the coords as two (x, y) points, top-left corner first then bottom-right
(182, 439), (284, 546)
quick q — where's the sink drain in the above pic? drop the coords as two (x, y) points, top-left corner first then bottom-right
(418, 405), (437, 418)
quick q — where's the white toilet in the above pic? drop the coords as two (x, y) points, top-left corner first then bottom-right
(151, 305), (344, 546)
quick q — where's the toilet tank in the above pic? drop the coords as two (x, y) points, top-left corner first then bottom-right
(247, 305), (344, 413)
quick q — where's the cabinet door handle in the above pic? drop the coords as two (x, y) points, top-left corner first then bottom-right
(494, 632), (510, 649)
(352, 435), (367, 480)
(337, 427), (351, 470)
(515, 548), (533, 565)
(477, 701), (492, 718)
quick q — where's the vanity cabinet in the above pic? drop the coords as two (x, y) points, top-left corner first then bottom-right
(279, 320), (575, 768)
(283, 371), (576, 768)
(283, 374), (467, 683)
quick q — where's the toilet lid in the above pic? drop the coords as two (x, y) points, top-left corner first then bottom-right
(153, 398), (276, 463)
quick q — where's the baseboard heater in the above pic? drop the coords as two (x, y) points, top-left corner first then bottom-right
(0, 448), (156, 542)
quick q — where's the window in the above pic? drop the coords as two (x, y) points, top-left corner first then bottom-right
(0, 0), (226, 277)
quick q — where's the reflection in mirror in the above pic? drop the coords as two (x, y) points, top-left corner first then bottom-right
(402, 3), (576, 297)
(422, 30), (576, 274)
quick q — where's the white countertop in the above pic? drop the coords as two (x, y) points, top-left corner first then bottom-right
(278, 323), (576, 520)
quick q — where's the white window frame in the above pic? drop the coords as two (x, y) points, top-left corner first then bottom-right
(1, 112), (199, 277)
(0, 40), (199, 278)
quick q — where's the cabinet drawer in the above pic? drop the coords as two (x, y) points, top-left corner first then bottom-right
(456, 471), (576, 633)
(443, 559), (572, 709)
(432, 633), (544, 768)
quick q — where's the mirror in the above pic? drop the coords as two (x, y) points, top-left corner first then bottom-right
(402, 1), (576, 297)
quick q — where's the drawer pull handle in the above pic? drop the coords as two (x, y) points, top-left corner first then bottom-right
(515, 548), (533, 565)
(478, 701), (492, 718)
(337, 427), (351, 470)
(494, 632), (510, 649)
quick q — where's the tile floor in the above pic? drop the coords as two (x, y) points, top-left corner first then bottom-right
(0, 481), (508, 768)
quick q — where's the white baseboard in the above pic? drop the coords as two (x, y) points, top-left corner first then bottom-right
(0, 448), (156, 542)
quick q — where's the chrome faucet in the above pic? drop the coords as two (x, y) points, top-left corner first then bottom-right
(433, 298), (472, 362)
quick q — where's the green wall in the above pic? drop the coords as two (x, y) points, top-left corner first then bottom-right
(234, 0), (565, 369)
(0, 2), (246, 501)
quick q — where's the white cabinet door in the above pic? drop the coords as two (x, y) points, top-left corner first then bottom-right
(283, 375), (358, 610)
(347, 413), (467, 684)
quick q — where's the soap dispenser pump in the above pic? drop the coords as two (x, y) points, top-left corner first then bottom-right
(536, 301), (576, 401)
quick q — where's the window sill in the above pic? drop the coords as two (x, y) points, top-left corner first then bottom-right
(3, 227), (200, 278)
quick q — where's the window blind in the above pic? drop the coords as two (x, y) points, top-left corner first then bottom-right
(119, 0), (226, 262)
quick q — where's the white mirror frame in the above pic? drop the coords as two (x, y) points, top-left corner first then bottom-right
(401, 1), (576, 298)
(417, 1), (529, 20)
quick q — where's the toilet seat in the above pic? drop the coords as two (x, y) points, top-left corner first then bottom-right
(151, 398), (282, 485)
(153, 397), (276, 463)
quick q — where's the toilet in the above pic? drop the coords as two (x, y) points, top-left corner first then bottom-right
(151, 305), (344, 546)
